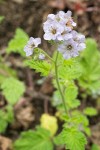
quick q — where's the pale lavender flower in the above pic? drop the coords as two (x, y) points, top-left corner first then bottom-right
(77, 43), (86, 51)
(47, 11), (65, 24)
(24, 37), (41, 56)
(24, 46), (33, 56)
(64, 11), (76, 27)
(38, 53), (45, 60)
(55, 11), (66, 24)
(58, 39), (79, 59)
(43, 22), (64, 41)
(72, 30), (85, 43)
(47, 14), (55, 21)
(72, 30), (86, 51)
(57, 27), (72, 41)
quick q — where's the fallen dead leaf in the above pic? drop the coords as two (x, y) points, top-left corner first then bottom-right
(0, 136), (12, 150)
(15, 103), (35, 129)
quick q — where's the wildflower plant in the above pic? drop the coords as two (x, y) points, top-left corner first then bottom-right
(0, 11), (99, 150)
(15, 11), (87, 150)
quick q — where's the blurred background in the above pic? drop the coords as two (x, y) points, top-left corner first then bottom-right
(0, 0), (100, 150)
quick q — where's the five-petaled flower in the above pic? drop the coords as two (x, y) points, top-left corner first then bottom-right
(58, 39), (79, 59)
(24, 37), (41, 56)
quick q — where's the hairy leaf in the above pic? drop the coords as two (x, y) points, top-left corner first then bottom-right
(55, 126), (87, 150)
(7, 28), (29, 56)
(14, 127), (53, 150)
(1, 77), (25, 105)
(25, 59), (51, 76)
(52, 83), (80, 110)
(78, 38), (100, 95)
(83, 107), (98, 116)
(58, 58), (82, 80)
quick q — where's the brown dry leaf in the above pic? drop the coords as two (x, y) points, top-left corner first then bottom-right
(0, 136), (12, 150)
(91, 123), (100, 146)
(15, 104), (35, 129)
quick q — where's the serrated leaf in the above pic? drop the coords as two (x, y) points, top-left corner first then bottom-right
(83, 107), (98, 116)
(84, 126), (91, 136)
(58, 58), (82, 80)
(25, 59), (51, 76)
(71, 110), (89, 127)
(14, 127), (53, 150)
(6, 28), (29, 56)
(55, 127), (87, 150)
(78, 38), (100, 95)
(53, 52), (82, 80)
(52, 83), (80, 110)
(0, 63), (17, 82)
(64, 84), (80, 109)
(1, 77), (25, 105)
(64, 110), (90, 136)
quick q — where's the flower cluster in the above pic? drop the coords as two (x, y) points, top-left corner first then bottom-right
(43, 11), (76, 41)
(43, 11), (86, 59)
(24, 11), (86, 60)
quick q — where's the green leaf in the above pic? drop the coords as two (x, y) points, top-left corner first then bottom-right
(0, 110), (8, 133)
(58, 58), (82, 80)
(14, 127), (53, 150)
(91, 144), (100, 150)
(52, 52), (82, 81)
(64, 84), (80, 109)
(54, 126), (87, 150)
(83, 107), (98, 116)
(65, 110), (90, 136)
(78, 38), (100, 95)
(1, 77), (25, 105)
(6, 28), (29, 56)
(71, 110), (89, 127)
(25, 59), (51, 76)
(0, 16), (5, 23)
(0, 106), (14, 133)
(0, 63), (17, 84)
(52, 83), (80, 110)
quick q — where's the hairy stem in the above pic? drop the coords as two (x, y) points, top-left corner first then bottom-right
(55, 51), (69, 116)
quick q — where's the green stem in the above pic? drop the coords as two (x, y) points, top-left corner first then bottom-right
(54, 51), (69, 116)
